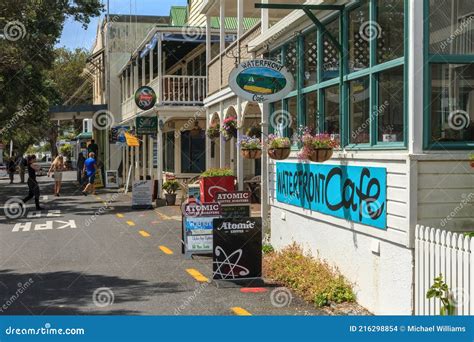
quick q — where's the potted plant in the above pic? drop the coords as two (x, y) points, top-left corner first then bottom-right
(162, 180), (180, 206)
(266, 134), (291, 160)
(221, 116), (237, 141)
(207, 123), (220, 140)
(238, 135), (262, 159)
(298, 131), (339, 163)
(199, 168), (235, 202)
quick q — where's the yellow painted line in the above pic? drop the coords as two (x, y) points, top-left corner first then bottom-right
(231, 307), (252, 316)
(116, 213), (124, 218)
(186, 268), (209, 282)
(155, 211), (172, 220)
(126, 221), (135, 226)
(139, 230), (151, 237)
(159, 245), (173, 255)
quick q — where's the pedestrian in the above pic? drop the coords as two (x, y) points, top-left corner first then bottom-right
(82, 152), (97, 196)
(77, 152), (85, 184)
(48, 155), (65, 196)
(7, 156), (16, 184)
(22, 155), (43, 210)
(19, 155), (27, 184)
(87, 139), (99, 157)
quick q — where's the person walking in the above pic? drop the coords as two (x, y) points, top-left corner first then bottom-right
(82, 152), (97, 196)
(7, 156), (16, 184)
(87, 139), (98, 157)
(77, 152), (85, 184)
(48, 155), (65, 196)
(22, 155), (43, 210)
(19, 156), (27, 184)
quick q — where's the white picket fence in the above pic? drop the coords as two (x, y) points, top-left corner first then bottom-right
(415, 225), (474, 315)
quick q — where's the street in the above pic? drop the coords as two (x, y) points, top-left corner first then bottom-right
(0, 172), (322, 316)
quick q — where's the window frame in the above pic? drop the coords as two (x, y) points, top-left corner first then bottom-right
(423, 0), (474, 150)
(267, 0), (408, 150)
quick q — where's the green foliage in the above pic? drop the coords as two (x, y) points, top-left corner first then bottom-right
(200, 168), (234, 178)
(162, 180), (180, 194)
(426, 274), (455, 316)
(0, 0), (102, 151)
(263, 244), (355, 307)
(59, 144), (72, 159)
(262, 244), (274, 254)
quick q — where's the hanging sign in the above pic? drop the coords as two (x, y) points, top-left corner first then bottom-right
(276, 162), (387, 229)
(229, 59), (294, 103)
(134, 86), (157, 111)
(110, 126), (130, 144)
(136, 117), (158, 135)
(212, 217), (262, 280)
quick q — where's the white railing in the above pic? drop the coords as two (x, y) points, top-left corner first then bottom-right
(162, 75), (206, 105)
(415, 225), (474, 315)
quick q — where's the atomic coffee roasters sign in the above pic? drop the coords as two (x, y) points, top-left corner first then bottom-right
(215, 191), (251, 205)
(212, 217), (262, 280)
(183, 202), (221, 217)
(134, 86), (157, 111)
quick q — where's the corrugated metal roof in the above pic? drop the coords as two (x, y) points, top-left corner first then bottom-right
(170, 6), (188, 27)
(210, 17), (259, 30)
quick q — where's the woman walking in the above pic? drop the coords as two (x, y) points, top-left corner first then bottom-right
(7, 156), (16, 184)
(22, 155), (43, 210)
(48, 155), (65, 196)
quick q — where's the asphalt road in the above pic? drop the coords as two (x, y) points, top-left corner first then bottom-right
(0, 172), (323, 316)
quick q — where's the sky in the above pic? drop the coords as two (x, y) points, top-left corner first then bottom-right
(58, 0), (187, 50)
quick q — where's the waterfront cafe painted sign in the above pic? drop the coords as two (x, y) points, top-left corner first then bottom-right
(229, 59), (294, 103)
(276, 162), (387, 229)
(134, 86), (157, 111)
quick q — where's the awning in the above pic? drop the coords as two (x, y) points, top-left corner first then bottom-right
(49, 104), (108, 121)
(75, 131), (92, 140)
(125, 132), (140, 147)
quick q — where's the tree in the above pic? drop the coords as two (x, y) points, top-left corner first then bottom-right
(0, 0), (103, 156)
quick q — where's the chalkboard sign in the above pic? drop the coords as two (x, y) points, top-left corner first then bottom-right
(212, 217), (262, 280)
(221, 205), (250, 218)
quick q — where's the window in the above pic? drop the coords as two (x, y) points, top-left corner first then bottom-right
(322, 19), (340, 81)
(285, 97), (298, 140)
(430, 63), (474, 143)
(323, 86), (340, 136)
(269, 100), (282, 134)
(304, 92), (318, 131)
(349, 77), (370, 144)
(378, 66), (404, 142)
(181, 131), (206, 173)
(349, 1), (370, 72)
(429, 0), (474, 55)
(377, 0), (405, 63)
(304, 31), (317, 87)
(285, 41), (298, 90)
(163, 132), (175, 172)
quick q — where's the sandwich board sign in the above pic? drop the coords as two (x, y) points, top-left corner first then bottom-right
(182, 202), (221, 258)
(229, 59), (294, 103)
(132, 180), (153, 209)
(212, 217), (262, 281)
(216, 191), (251, 218)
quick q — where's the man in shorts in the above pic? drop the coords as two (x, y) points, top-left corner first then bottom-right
(82, 152), (97, 196)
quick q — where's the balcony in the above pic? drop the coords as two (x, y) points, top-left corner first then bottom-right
(159, 75), (207, 106)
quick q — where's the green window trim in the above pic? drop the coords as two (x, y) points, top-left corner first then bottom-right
(268, 0), (408, 151)
(423, 0), (474, 150)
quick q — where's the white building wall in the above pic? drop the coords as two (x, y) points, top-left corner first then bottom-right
(268, 155), (414, 314)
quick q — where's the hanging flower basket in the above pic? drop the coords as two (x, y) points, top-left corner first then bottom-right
(307, 148), (333, 162)
(206, 124), (220, 140)
(297, 131), (339, 163)
(268, 148), (291, 160)
(221, 116), (237, 141)
(266, 134), (291, 160)
(238, 135), (262, 159)
(241, 149), (262, 159)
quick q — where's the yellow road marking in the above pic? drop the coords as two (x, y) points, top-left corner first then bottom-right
(231, 307), (252, 316)
(126, 221), (135, 226)
(186, 268), (208, 282)
(159, 245), (173, 255)
(155, 211), (172, 220)
(139, 230), (151, 237)
(116, 213), (124, 218)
